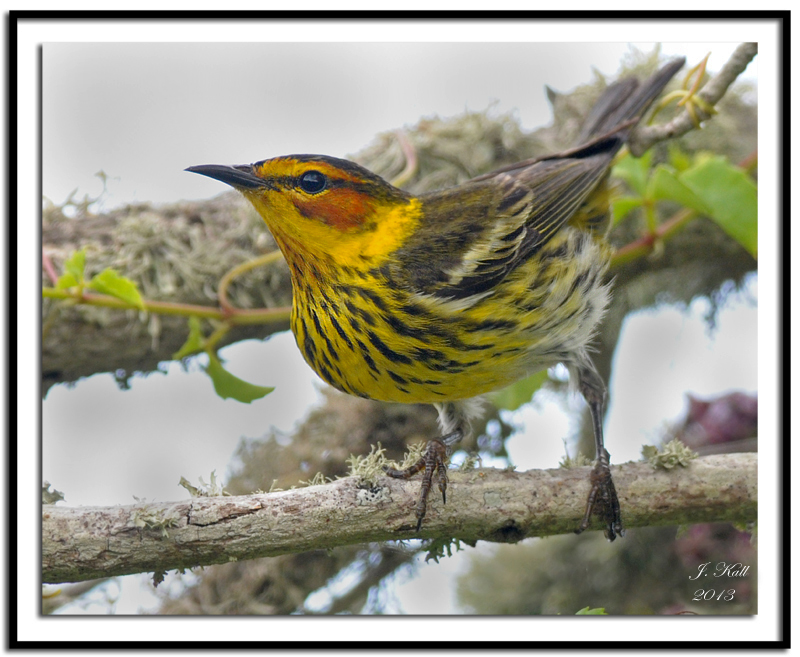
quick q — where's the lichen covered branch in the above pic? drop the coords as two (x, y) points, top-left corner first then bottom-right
(43, 453), (757, 584)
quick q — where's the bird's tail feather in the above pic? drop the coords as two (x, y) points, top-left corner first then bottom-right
(577, 57), (686, 145)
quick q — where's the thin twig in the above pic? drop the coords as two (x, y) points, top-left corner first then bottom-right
(42, 248), (61, 286)
(217, 250), (285, 316)
(42, 286), (291, 328)
(629, 42), (758, 156)
(389, 130), (419, 189)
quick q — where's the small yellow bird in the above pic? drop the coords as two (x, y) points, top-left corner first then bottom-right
(188, 58), (685, 539)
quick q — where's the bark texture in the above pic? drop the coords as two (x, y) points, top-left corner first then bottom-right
(43, 453), (757, 584)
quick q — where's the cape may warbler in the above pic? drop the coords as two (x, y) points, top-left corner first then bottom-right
(188, 58), (685, 539)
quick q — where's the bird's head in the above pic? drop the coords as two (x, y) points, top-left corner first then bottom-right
(187, 155), (420, 273)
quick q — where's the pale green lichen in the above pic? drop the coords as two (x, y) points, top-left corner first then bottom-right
(179, 471), (230, 497)
(346, 441), (429, 486)
(458, 453), (482, 472)
(130, 499), (180, 539)
(389, 441), (428, 471)
(345, 443), (389, 485)
(641, 439), (699, 470)
(559, 440), (593, 469)
(42, 481), (65, 505)
(250, 480), (284, 495)
(298, 472), (333, 487)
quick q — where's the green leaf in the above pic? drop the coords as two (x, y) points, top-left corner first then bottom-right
(611, 196), (643, 226)
(612, 150), (652, 196)
(488, 370), (549, 411)
(667, 143), (692, 172)
(64, 249), (86, 281)
(173, 316), (206, 360)
(55, 272), (79, 290)
(55, 249), (86, 288)
(646, 165), (712, 214)
(205, 353), (274, 403)
(576, 606), (608, 615)
(87, 269), (145, 309)
(679, 156), (757, 258)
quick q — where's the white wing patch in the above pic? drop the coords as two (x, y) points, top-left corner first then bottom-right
(441, 174), (532, 287)
(410, 289), (493, 313)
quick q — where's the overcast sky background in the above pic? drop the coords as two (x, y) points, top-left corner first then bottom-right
(43, 41), (756, 211)
(22, 18), (776, 640)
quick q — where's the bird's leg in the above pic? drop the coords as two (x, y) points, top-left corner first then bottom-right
(383, 401), (470, 531)
(573, 357), (624, 541)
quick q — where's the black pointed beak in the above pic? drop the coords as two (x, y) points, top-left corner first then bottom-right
(185, 164), (267, 190)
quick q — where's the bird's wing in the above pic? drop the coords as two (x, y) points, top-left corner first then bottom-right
(392, 149), (614, 305)
(386, 58), (687, 306)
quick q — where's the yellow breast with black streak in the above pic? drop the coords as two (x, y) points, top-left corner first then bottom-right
(271, 153), (615, 403)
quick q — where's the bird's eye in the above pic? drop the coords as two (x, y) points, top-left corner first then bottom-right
(298, 170), (327, 194)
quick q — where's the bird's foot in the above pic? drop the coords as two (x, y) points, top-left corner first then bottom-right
(383, 437), (452, 531)
(575, 449), (624, 541)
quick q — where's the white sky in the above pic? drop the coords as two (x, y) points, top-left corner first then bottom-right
(15, 13), (781, 644)
(43, 41), (754, 211)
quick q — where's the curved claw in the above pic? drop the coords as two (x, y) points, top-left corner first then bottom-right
(385, 439), (450, 531)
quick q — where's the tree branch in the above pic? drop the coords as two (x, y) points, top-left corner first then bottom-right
(43, 453), (757, 584)
(42, 193), (293, 392)
(629, 42), (758, 156)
